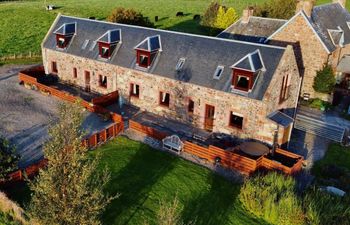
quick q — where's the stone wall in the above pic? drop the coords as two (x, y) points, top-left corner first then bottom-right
(269, 13), (330, 100)
(42, 47), (300, 145)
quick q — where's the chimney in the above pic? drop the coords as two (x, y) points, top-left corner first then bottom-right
(242, 7), (254, 24)
(333, 0), (346, 7)
(296, 0), (315, 17)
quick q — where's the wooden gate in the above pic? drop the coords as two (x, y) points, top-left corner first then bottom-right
(204, 104), (215, 131)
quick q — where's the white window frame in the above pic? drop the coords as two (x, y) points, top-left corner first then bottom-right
(213, 65), (224, 80)
(176, 58), (186, 71)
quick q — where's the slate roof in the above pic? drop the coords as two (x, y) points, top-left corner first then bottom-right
(310, 3), (350, 52)
(43, 15), (287, 100)
(54, 22), (76, 35)
(337, 55), (350, 73)
(217, 17), (287, 43)
(267, 111), (294, 128)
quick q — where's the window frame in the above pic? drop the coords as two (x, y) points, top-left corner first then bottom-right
(73, 67), (77, 78)
(232, 69), (254, 92)
(51, 61), (58, 73)
(213, 65), (224, 80)
(229, 112), (244, 130)
(98, 75), (108, 88)
(176, 58), (186, 71)
(188, 99), (194, 114)
(159, 91), (170, 108)
(130, 83), (140, 98)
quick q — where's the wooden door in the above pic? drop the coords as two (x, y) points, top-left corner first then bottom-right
(85, 71), (91, 92)
(281, 124), (292, 148)
(204, 104), (215, 131)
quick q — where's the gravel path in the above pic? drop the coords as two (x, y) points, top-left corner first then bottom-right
(0, 65), (113, 168)
(0, 65), (59, 168)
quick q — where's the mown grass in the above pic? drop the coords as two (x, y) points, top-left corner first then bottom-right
(1, 0), (346, 58)
(91, 136), (265, 225)
(3, 136), (266, 225)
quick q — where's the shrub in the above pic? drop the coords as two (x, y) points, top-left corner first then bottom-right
(304, 188), (350, 225)
(214, 6), (239, 29)
(239, 172), (304, 225)
(313, 65), (336, 94)
(107, 7), (154, 28)
(201, 1), (220, 28)
(0, 136), (19, 180)
(254, 0), (296, 19)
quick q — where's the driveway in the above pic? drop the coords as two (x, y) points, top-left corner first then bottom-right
(0, 65), (113, 168)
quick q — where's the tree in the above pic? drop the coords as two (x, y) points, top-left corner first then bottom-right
(200, 1), (220, 28)
(214, 6), (239, 29)
(0, 136), (19, 180)
(254, 0), (297, 19)
(107, 7), (154, 28)
(313, 65), (336, 94)
(28, 102), (115, 225)
(156, 196), (194, 225)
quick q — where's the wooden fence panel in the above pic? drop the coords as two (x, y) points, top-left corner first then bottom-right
(92, 91), (118, 107)
(129, 120), (167, 140)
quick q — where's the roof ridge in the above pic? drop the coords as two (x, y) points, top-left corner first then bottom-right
(60, 14), (287, 50)
(249, 16), (288, 22)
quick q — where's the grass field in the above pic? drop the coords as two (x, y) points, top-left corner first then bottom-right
(1, 0), (347, 58)
(3, 136), (266, 225)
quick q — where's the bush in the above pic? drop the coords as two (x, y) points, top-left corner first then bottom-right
(254, 0), (296, 19)
(313, 65), (336, 94)
(201, 1), (220, 28)
(107, 7), (154, 28)
(304, 188), (350, 225)
(239, 172), (304, 225)
(0, 136), (19, 180)
(214, 6), (239, 29)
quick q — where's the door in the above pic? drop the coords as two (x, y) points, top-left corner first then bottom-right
(281, 124), (292, 149)
(85, 71), (91, 92)
(204, 104), (215, 131)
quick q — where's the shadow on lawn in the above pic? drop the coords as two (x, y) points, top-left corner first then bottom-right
(102, 144), (178, 224)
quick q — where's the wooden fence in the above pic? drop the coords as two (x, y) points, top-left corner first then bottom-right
(129, 120), (168, 140)
(92, 91), (118, 107)
(1, 122), (124, 184)
(0, 51), (41, 61)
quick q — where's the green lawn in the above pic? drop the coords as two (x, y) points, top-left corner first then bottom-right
(1, 0), (346, 58)
(3, 136), (266, 225)
(90, 136), (265, 225)
(312, 143), (350, 192)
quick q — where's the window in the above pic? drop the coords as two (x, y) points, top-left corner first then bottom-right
(99, 75), (107, 88)
(280, 74), (290, 102)
(159, 91), (170, 107)
(101, 46), (110, 58)
(130, 83), (140, 98)
(73, 68), (77, 78)
(89, 41), (97, 51)
(57, 37), (66, 48)
(176, 58), (186, 71)
(213, 65), (224, 80)
(52, 61), (58, 73)
(236, 75), (250, 90)
(139, 54), (149, 68)
(188, 99), (194, 114)
(229, 112), (243, 129)
(82, 40), (90, 50)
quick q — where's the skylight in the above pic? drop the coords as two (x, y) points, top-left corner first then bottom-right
(82, 40), (90, 50)
(213, 65), (224, 80)
(176, 58), (186, 71)
(89, 41), (97, 51)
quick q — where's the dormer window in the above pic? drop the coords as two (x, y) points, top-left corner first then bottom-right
(97, 29), (121, 59)
(231, 50), (265, 92)
(135, 35), (162, 68)
(213, 65), (224, 80)
(328, 27), (344, 47)
(54, 23), (76, 49)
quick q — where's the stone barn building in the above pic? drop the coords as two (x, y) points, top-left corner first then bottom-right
(41, 14), (301, 146)
(219, 0), (350, 101)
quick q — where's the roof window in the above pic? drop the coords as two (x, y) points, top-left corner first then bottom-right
(213, 65), (224, 80)
(176, 58), (186, 71)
